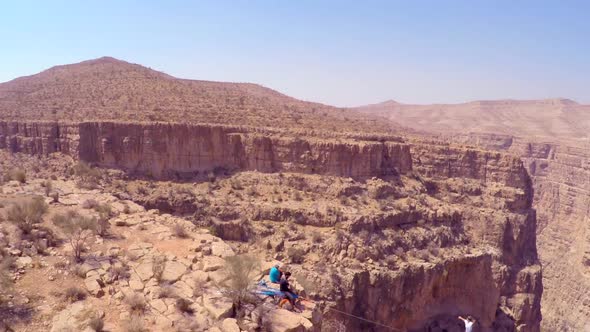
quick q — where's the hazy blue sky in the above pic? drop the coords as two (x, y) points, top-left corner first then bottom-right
(1, 1), (589, 106)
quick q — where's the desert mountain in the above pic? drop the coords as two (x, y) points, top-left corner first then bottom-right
(0, 57), (399, 133)
(355, 98), (590, 138)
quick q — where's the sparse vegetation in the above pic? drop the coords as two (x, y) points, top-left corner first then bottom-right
(220, 254), (260, 312)
(176, 298), (194, 314)
(74, 162), (101, 189)
(64, 286), (87, 302)
(172, 223), (189, 238)
(287, 247), (306, 264)
(88, 316), (105, 332)
(52, 210), (97, 261)
(123, 316), (147, 332)
(7, 196), (48, 234)
(152, 255), (167, 283)
(125, 292), (147, 315)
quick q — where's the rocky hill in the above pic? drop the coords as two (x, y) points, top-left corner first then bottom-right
(0, 57), (399, 134)
(0, 59), (544, 331)
(357, 99), (590, 331)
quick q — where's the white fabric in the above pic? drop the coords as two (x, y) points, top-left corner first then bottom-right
(464, 320), (474, 332)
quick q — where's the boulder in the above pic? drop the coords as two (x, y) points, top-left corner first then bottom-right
(203, 294), (234, 320)
(211, 241), (235, 258)
(134, 261), (154, 281)
(84, 276), (105, 297)
(203, 256), (226, 272)
(161, 261), (187, 282)
(50, 302), (94, 332)
(265, 309), (313, 332)
(221, 318), (240, 332)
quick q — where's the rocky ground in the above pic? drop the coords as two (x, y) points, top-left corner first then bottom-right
(0, 165), (319, 331)
(0, 148), (542, 331)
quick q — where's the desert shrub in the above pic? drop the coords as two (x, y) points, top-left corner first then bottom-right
(12, 169), (27, 183)
(152, 255), (167, 283)
(207, 171), (216, 183)
(287, 247), (306, 264)
(394, 247), (407, 261)
(109, 264), (130, 280)
(0, 258), (13, 303)
(52, 210), (97, 261)
(72, 264), (87, 278)
(50, 174), (58, 181)
(74, 162), (101, 189)
(42, 180), (53, 196)
(230, 179), (243, 190)
(123, 316), (147, 332)
(125, 292), (147, 315)
(311, 231), (323, 244)
(175, 298), (194, 314)
(416, 249), (430, 262)
(50, 191), (59, 203)
(64, 286), (86, 302)
(88, 316), (104, 332)
(172, 223), (188, 238)
(158, 284), (176, 299)
(82, 199), (100, 210)
(7, 196), (48, 234)
(220, 254), (260, 311)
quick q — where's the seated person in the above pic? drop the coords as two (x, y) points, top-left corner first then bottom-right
(269, 264), (282, 283)
(280, 272), (298, 307)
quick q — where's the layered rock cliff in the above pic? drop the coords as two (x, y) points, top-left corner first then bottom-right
(0, 121), (543, 331)
(452, 133), (590, 331)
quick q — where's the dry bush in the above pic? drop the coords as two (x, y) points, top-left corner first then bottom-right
(175, 298), (194, 314)
(64, 286), (86, 302)
(0, 258), (13, 303)
(82, 199), (100, 210)
(74, 162), (101, 189)
(123, 316), (147, 332)
(88, 316), (104, 332)
(42, 180), (53, 196)
(152, 255), (167, 283)
(172, 223), (189, 238)
(158, 284), (176, 299)
(125, 292), (147, 315)
(11, 169), (27, 183)
(72, 264), (87, 278)
(109, 264), (130, 280)
(311, 231), (323, 243)
(220, 254), (260, 311)
(7, 196), (48, 234)
(50, 191), (60, 203)
(287, 247), (306, 264)
(52, 210), (97, 261)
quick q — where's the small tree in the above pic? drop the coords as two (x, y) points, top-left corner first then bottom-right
(7, 196), (48, 234)
(220, 254), (260, 314)
(53, 211), (97, 262)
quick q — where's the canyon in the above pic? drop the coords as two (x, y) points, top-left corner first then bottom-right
(1, 57), (583, 331)
(357, 100), (590, 331)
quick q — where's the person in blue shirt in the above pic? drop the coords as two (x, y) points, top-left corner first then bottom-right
(269, 264), (282, 283)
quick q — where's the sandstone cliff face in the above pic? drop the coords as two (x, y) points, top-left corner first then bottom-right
(340, 141), (542, 331)
(452, 133), (590, 331)
(0, 121), (78, 155)
(79, 122), (413, 178)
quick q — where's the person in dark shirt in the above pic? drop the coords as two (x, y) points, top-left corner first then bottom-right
(280, 272), (297, 307)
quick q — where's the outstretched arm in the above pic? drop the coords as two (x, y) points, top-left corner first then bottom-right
(458, 316), (466, 322)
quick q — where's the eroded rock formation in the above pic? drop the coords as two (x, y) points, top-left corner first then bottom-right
(0, 120), (543, 331)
